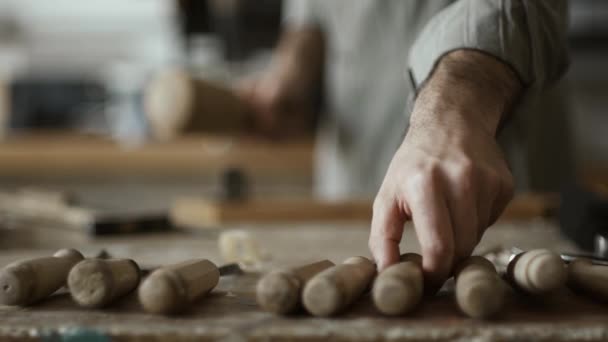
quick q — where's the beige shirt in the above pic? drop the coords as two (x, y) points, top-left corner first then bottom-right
(285, 0), (572, 200)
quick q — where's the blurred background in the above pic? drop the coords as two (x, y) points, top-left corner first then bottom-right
(0, 0), (605, 222)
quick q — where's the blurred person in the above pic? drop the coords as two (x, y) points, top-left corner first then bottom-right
(237, 0), (572, 290)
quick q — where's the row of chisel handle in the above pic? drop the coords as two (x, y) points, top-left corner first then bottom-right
(0, 249), (220, 314)
(0, 248), (606, 317)
(258, 250), (608, 319)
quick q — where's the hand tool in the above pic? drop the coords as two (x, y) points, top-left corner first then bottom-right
(302, 256), (375, 317)
(507, 248), (567, 294)
(485, 246), (608, 301)
(568, 258), (608, 301)
(256, 259), (334, 314)
(138, 259), (240, 315)
(0, 248), (84, 305)
(68, 258), (141, 308)
(454, 256), (506, 319)
(372, 253), (422, 316)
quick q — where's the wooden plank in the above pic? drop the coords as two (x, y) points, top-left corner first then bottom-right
(0, 133), (313, 178)
(170, 192), (560, 228)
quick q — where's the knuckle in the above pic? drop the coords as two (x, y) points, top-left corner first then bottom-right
(456, 158), (475, 179)
(422, 240), (453, 267)
(483, 168), (502, 190)
(502, 172), (516, 195)
(372, 192), (390, 215)
(407, 165), (441, 194)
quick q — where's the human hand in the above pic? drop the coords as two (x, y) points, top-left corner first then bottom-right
(369, 50), (522, 291)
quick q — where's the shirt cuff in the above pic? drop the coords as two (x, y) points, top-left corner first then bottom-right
(408, 0), (569, 90)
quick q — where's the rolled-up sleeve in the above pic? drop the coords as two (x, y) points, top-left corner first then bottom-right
(409, 0), (569, 89)
(283, 0), (323, 28)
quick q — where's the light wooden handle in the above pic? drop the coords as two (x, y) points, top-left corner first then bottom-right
(138, 259), (220, 314)
(568, 259), (608, 301)
(302, 256), (375, 316)
(455, 256), (505, 319)
(508, 249), (566, 294)
(256, 260), (334, 314)
(372, 253), (422, 315)
(0, 249), (84, 305)
(68, 258), (140, 308)
(144, 69), (248, 141)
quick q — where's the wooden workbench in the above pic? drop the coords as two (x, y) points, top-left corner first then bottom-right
(1, 220), (608, 341)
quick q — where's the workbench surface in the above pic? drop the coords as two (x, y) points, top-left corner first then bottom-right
(1, 220), (608, 341)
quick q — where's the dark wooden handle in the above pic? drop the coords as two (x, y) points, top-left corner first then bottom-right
(138, 259), (220, 314)
(455, 256), (505, 319)
(68, 258), (140, 308)
(256, 260), (334, 314)
(302, 256), (375, 316)
(0, 249), (84, 305)
(568, 259), (608, 301)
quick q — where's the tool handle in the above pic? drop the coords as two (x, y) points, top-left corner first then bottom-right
(0, 249), (84, 305)
(302, 256), (375, 316)
(455, 256), (505, 318)
(68, 258), (140, 308)
(508, 249), (566, 294)
(138, 259), (220, 314)
(144, 69), (248, 141)
(372, 253), (423, 315)
(568, 259), (608, 301)
(256, 260), (334, 314)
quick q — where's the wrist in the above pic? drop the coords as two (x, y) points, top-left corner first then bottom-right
(410, 49), (522, 137)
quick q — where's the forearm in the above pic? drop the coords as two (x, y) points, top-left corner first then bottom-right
(272, 28), (325, 94)
(411, 49), (522, 137)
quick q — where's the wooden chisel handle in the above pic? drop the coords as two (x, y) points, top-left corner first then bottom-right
(138, 259), (220, 314)
(68, 258), (140, 308)
(257, 260), (335, 314)
(302, 256), (375, 317)
(0, 249), (84, 305)
(507, 249), (567, 294)
(568, 259), (608, 301)
(455, 256), (505, 319)
(372, 253), (423, 315)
